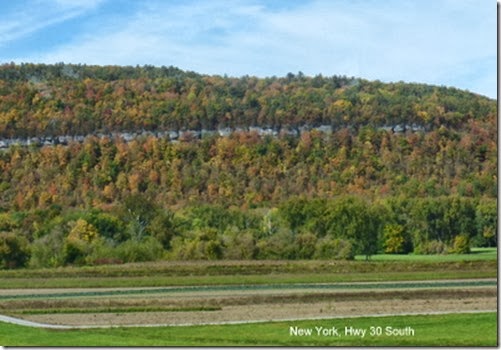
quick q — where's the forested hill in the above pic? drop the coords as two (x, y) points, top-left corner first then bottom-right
(0, 63), (496, 138)
(0, 63), (497, 207)
(0, 63), (497, 267)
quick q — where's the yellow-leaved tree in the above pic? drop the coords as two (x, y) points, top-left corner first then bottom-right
(63, 219), (99, 265)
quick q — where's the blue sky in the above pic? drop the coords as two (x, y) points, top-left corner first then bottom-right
(0, 0), (496, 98)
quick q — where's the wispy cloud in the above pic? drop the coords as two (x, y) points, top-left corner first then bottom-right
(4, 0), (496, 98)
(0, 0), (105, 46)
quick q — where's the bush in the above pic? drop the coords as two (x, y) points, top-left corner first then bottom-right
(85, 238), (123, 265)
(63, 239), (87, 265)
(169, 237), (192, 260)
(115, 237), (164, 262)
(29, 227), (65, 268)
(414, 240), (448, 254)
(293, 232), (317, 259)
(383, 224), (410, 254)
(0, 232), (30, 269)
(313, 237), (355, 260)
(450, 234), (470, 254)
(86, 212), (126, 242)
(169, 229), (224, 260)
(255, 229), (295, 259)
(63, 219), (100, 265)
(149, 210), (176, 249)
(222, 229), (257, 259)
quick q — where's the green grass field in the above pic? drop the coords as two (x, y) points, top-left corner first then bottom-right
(355, 247), (497, 262)
(0, 312), (496, 346)
(0, 252), (496, 289)
(0, 251), (496, 346)
(0, 269), (496, 289)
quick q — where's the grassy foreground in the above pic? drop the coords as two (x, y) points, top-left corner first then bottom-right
(0, 312), (496, 346)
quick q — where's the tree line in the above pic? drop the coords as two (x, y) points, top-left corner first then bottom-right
(0, 194), (496, 268)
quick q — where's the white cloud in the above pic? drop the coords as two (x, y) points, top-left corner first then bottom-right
(0, 0), (106, 47)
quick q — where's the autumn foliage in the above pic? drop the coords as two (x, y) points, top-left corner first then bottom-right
(0, 63), (496, 268)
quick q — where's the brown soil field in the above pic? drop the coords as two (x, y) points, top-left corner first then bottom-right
(21, 295), (496, 327)
(5, 283), (496, 327)
(1, 287), (495, 310)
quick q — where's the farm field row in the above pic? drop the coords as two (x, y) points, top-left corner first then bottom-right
(0, 279), (495, 327)
(0, 278), (496, 300)
(0, 255), (496, 289)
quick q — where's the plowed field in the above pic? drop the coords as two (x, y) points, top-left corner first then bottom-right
(1, 279), (496, 328)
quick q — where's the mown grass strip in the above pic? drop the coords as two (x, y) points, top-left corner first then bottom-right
(0, 279), (495, 301)
(0, 312), (496, 346)
(0, 269), (496, 289)
(355, 247), (497, 262)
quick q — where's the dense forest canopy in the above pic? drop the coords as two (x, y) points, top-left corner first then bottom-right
(0, 62), (495, 137)
(0, 63), (497, 268)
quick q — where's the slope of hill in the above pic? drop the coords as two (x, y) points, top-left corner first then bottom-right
(0, 63), (495, 138)
(0, 63), (496, 267)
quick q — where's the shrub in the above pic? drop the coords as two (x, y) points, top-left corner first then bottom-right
(222, 230), (257, 260)
(450, 234), (470, 254)
(414, 240), (448, 254)
(149, 210), (176, 249)
(293, 232), (317, 259)
(383, 224), (410, 254)
(85, 238), (122, 265)
(0, 232), (30, 269)
(169, 229), (224, 260)
(63, 219), (100, 265)
(255, 229), (295, 259)
(313, 237), (355, 260)
(63, 239), (87, 265)
(115, 236), (164, 262)
(29, 227), (65, 268)
(205, 240), (223, 260)
(86, 212), (126, 242)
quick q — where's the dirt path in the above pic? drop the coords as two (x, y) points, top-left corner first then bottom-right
(0, 315), (71, 329)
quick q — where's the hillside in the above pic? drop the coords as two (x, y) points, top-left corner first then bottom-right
(0, 63), (497, 268)
(0, 63), (496, 138)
